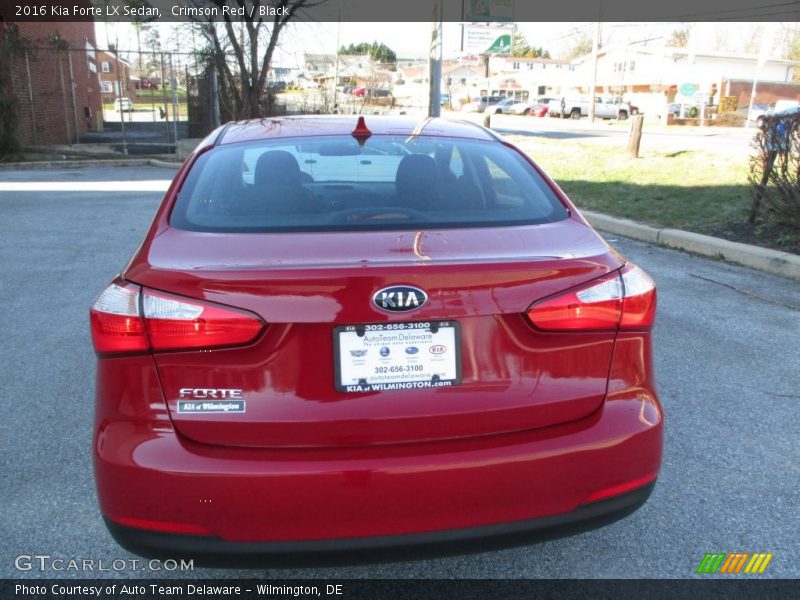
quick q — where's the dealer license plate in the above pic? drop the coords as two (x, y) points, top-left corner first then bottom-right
(334, 321), (461, 392)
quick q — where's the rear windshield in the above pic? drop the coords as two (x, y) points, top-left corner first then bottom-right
(171, 134), (569, 233)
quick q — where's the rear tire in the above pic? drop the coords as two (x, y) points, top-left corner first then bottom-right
(618, 110), (628, 120)
(570, 109), (581, 120)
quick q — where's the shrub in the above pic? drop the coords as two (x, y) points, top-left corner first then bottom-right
(749, 112), (800, 228)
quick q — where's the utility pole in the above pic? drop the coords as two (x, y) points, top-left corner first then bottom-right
(588, 22), (600, 123)
(428, 0), (443, 117)
(169, 52), (179, 144)
(333, 17), (340, 113)
(747, 24), (773, 127)
(114, 38), (128, 155)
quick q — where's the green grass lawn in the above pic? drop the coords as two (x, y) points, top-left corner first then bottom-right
(135, 88), (188, 101)
(103, 102), (189, 117)
(511, 136), (751, 235)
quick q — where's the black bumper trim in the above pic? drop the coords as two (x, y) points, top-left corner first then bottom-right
(105, 481), (655, 566)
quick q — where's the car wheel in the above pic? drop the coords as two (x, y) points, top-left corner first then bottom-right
(495, 109), (502, 114)
(756, 116), (766, 128)
(522, 109), (530, 116)
(619, 111), (628, 120)
(570, 109), (581, 120)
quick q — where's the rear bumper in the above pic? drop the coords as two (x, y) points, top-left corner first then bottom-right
(95, 387), (662, 561)
(106, 482), (655, 565)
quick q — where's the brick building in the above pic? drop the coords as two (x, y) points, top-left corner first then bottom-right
(0, 20), (102, 146)
(96, 49), (133, 102)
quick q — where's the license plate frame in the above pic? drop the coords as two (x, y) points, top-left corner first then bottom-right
(333, 320), (461, 393)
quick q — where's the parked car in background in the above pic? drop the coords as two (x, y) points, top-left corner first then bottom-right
(113, 97), (133, 112)
(134, 78), (158, 90)
(491, 98), (518, 114)
(90, 115), (662, 560)
(753, 100), (800, 127)
(352, 87), (368, 97)
(461, 95), (505, 113)
(528, 97), (559, 117)
(745, 103), (772, 125)
(549, 96), (631, 120)
(507, 100), (534, 115)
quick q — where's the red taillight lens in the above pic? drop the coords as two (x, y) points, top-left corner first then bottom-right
(142, 290), (264, 351)
(527, 271), (623, 331)
(90, 280), (148, 355)
(527, 263), (656, 332)
(90, 280), (265, 355)
(619, 264), (657, 329)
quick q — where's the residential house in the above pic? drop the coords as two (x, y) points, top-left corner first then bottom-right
(96, 49), (134, 102)
(486, 56), (575, 100)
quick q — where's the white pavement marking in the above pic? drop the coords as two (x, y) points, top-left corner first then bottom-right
(0, 181), (172, 192)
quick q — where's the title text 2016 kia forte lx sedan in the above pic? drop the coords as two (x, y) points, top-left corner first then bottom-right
(91, 116), (662, 561)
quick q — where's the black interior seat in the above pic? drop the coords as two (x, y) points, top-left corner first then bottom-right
(394, 154), (440, 211)
(254, 150), (318, 214)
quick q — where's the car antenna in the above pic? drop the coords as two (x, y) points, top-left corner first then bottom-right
(352, 116), (372, 147)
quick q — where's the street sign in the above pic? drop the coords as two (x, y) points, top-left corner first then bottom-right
(461, 24), (512, 55)
(679, 83), (696, 97)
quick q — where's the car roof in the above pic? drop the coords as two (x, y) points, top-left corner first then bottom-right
(218, 115), (498, 145)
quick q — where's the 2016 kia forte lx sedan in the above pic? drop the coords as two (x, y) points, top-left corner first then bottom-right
(91, 116), (662, 560)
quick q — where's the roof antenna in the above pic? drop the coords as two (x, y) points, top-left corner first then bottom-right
(352, 116), (372, 147)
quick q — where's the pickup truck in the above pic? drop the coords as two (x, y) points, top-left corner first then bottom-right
(549, 97), (632, 120)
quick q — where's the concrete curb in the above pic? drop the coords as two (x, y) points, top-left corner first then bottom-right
(582, 210), (800, 282)
(148, 159), (182, 169)
(0, 158), (154, 170)
(0, 158), (183, 170)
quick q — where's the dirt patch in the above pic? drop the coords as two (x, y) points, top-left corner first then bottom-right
(706, 220), (800, 255)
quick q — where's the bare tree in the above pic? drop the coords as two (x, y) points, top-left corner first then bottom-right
(741, 25), (764, 55)
(189, 0), (325, 119)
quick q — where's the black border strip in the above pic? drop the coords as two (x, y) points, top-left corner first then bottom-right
(2, 0), (799, 23)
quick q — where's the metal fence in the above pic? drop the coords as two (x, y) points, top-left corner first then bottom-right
(3, 39), (408, 154)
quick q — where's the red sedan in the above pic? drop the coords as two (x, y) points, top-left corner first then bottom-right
(91, 115), (662, 560)
(529, 103), (550, 117)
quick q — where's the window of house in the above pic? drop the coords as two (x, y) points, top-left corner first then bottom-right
(101, 62), (110, 73)
(100, 81), (113, 93)
(629, 60), (636, 71)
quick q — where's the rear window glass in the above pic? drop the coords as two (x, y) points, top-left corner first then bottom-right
(171, 135), (568, 233)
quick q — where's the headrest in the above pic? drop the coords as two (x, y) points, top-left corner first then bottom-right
(254, 150), (302, 187)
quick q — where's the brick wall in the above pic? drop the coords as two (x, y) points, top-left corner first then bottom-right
(725, 79), (800, 109)
(1, 21), (102, 146)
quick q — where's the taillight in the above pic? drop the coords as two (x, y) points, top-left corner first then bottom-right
(90, 281), (148, 354)
(90, 279), (265, 356)
(527, 263), (656, 332)
(619, 264), (657, 329)
(142, 290), (264, 351)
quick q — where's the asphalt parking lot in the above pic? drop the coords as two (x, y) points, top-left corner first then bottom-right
(0, 166), (797, 579)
